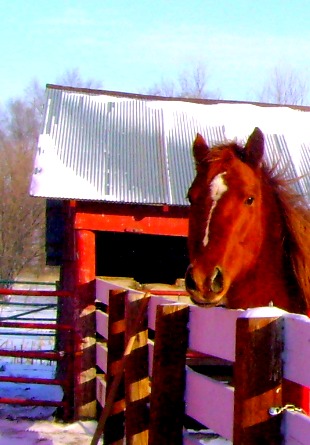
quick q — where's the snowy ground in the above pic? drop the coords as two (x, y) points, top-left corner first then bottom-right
(0, 280), (101, 445)
(0, 418), (99, 445)
(0, 280), (230, 444)
(0, 362), (99, 444)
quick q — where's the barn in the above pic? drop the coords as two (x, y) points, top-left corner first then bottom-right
(30, 84), (310, 418)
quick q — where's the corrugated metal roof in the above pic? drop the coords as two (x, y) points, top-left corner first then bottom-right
(30, 85), (310, 206)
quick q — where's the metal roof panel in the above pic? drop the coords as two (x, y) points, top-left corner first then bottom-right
(30, 86), (310, 205)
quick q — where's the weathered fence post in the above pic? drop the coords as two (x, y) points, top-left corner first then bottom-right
(125, 291), (150, 445)
(148, 303), (189, 445)
(104, 289), (126, 445)
(233, 308), (285, 445)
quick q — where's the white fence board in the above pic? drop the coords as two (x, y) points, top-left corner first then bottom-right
(284, 410), (310, 445)
(183, 434), (202, 445)
(185, 367), (234, 441)
(148, 295), (178, 330)
(184, 432), (231, 444)
(96, 342), (108, 373)
(95, 310), (108, 339)
(96, 278), (118, 304)
(96, 278), (146, 303)
(284, 314), (310, 388)
(188, 306), (241, 362)
(95, 278), (310, 443)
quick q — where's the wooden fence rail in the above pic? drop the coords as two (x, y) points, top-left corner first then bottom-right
(95, 278), (310, 445)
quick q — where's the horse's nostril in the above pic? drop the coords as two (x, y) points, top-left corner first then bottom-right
(185, 265), (197, 292)
(210, 267), (224, 293)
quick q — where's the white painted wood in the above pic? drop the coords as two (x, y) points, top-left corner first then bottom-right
(95, 310), (108, 339)
(185, 367), (234, 441)
(184, 432), (231, 444)
(283, 410), (310, 445)
(283, 314), (310, 388)
(148, 295), (178, 330)
(94, 281), (310, 443)
(183, 434), (201, 445)
(240, 306), (286, 318)
(96, 278), (122, 304)
(188, 306), (242, 362)
(96, 342), (108, 373)
(96, 374), (107, 408)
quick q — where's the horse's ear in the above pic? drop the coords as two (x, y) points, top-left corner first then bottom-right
(193, 133), (210, 165)
(244, 127), (264, 167)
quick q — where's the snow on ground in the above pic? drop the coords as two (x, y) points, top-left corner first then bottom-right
(0, 362), (63, 419)
(0, 361), (101, 444)
(0, 280), (101, 444)
(0, 418), (99, 445)
(0, 280), (230, 444)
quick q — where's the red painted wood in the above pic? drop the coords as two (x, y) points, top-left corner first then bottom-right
(74, 229), (97, 418)
(73, 202), (188, 236)
(75, 211), (188, 235)
(0, 321), (73, 330)
(0, 376), (64, 385)
(0, 349), (63, 360)
(283, 379), (310, 416)
(75, 229), (96, 289)
(0, 397), (67, 407)
(0, 288), (71, 296)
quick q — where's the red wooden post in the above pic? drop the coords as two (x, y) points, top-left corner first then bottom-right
(233, 312), (284, 445)
(56, 203), (97, 419)
(283, 380), (310, 416)
(148, 303), (189, 445)
(75, 229), (96, 418)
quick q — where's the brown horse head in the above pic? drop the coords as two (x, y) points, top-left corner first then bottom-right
(185, 128), (310, 313)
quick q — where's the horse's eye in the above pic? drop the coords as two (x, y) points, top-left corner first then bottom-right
(245, 196), (255, 206)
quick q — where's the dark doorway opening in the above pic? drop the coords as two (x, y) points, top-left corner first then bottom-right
(96, 231), (189, 285)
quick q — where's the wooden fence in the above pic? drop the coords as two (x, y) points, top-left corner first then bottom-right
(95, 277), (310, 445)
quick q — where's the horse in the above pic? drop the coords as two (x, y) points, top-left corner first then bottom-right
(185, 127), (310, 314)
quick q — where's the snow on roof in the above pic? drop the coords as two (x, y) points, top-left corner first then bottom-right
(30, 85), (310, 205)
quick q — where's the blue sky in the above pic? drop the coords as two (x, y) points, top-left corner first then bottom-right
(1, 0), (310, 104)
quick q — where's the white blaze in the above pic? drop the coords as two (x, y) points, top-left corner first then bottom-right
(203, 172), (228, 246)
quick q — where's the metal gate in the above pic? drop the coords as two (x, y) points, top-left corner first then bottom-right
(0, 283), (76, 420)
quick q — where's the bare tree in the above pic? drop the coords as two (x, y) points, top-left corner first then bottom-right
(258, 65), (309, 105)
(57, 67), (103, 89)
(0, 70), (103, 284)
(0, 95), (45, 283)
(146, 62), (221, 99)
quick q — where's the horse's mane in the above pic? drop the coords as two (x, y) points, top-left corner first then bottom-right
(264, 165), (310, 310)
(206, 141), (310, 310)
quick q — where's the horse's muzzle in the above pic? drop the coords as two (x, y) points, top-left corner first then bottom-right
(210, 267), (224, 294)
(185, 264), (225, 305)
